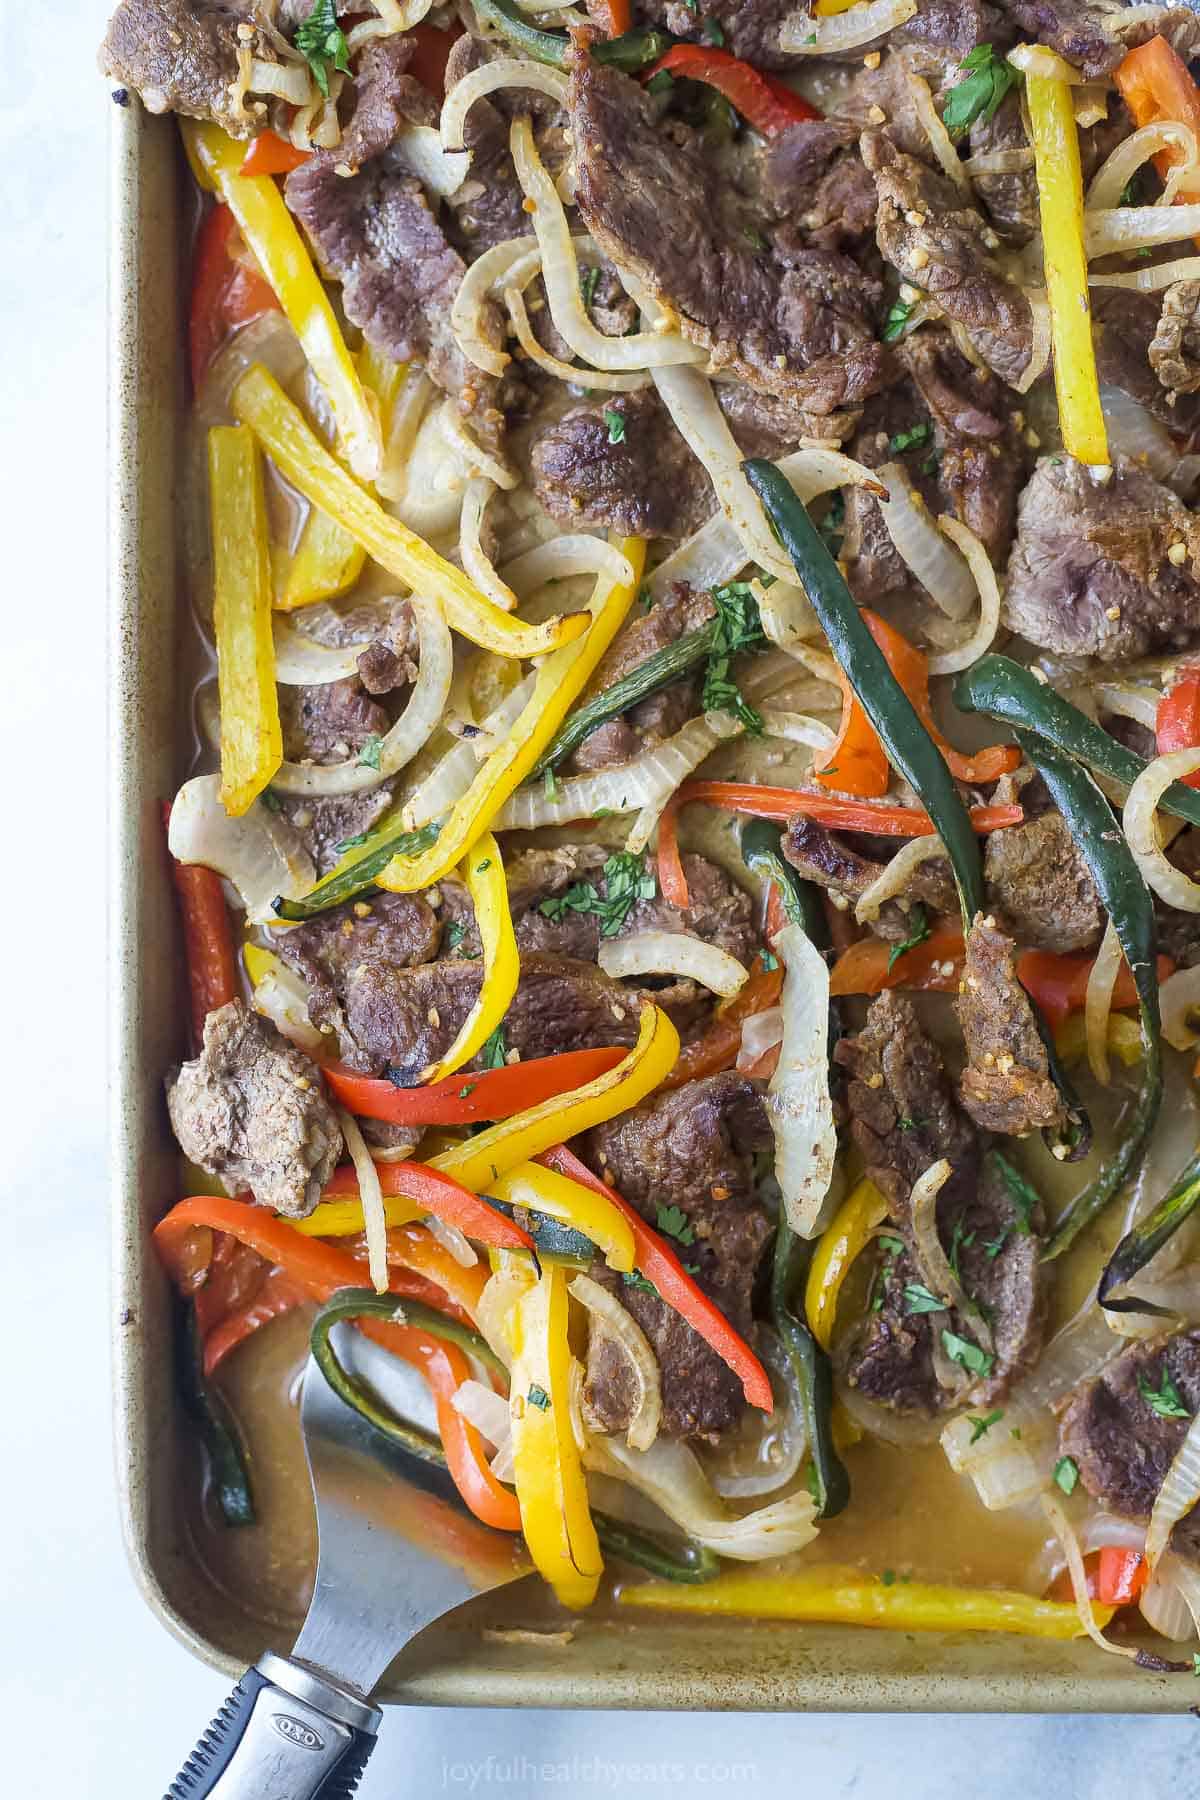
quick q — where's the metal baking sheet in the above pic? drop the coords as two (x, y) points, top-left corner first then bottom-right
(107, 97), (1181, 1710)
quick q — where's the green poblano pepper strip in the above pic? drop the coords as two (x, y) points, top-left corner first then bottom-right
(474, 0), (672, 70)
(772, 1218), (850, 1519)
(956, 656), (1200, 831)
(309, 1293), (721, 1582)
(529, 624), (719, 780)
(1099, 1147), (1200, 1314)
(1012, 731), (1164, 1262)
(739, 816), (825, 938)
(273, 819), (440, 921)
(178, 1304), (255, 1528)
(742, 459), (985, 929)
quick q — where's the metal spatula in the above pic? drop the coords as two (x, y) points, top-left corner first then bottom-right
(165, 1347), (528, 1799)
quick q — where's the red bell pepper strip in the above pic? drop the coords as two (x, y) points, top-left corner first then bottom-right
(1156, 664), (1200, 791)
(322, 1160), (534, 1252)
(659, 953), (784, 1089)
(814, 611), (1021, 795)
(322, 1047), (626, 1128)
(538, 1145), (774, 1414)
(202, 1265), (309, 1377)
(829, 927), (967, 998)
(407, 21), (466, 97)
(162, 802), (238, 1048)
(657, 780), (1024, 908)
(645, 46), (820, 136)
(188, 203), (279, 394)
(1016, 949), (1176, 1032)
(587, 0), (633, 34)
(1116, 38), (1200, 212)
(239, 130), (312, 177)
(1046, 1546), (1148, 1607)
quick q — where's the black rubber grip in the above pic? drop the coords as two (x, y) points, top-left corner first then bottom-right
(165, 1667), (376, 1799)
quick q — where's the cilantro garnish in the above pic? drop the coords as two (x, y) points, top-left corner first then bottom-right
(760, 949), (779, 972)
(941, 1329), (995, 1379)
(538, 851), (657, 938)
(1138, 1366), (1190, 1421)
(357, 734), (383, 771)
(645, 68), (674, 98)
(887, 903), (931, 972)
(1053, 1455), (1079, 1496)
(903, 1281), (945, 1316)
(881, 297), (915, 344)
(743, 224), (768, 251)
(444, 921), (466, 953)
(701, 579), (767, 733)
(655, 1203), (695, 1247)
(526, 1384), (551, 1411)
(989, 1150), (1039, 1235)
(889, 421), (932, 455)
(603, 406), (627, 445)
(968, 1410), (1003, 1444)
(622, 1269), (659, 1297)
(260, 788), (283, 814)
(481, 1024), (508, 1069)
(294, 0), (351, 98)
(941, 44), (1021, 141)
(700, 14), (725, 44)
(580, 265), (600, 311)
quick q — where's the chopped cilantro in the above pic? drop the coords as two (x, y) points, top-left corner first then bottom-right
(656, 1203), (695, 1247)
(445, 921), (466, 953)
(638, 585), (655, 613)
(805, 1462), (821, 1502)
(580, 265), (600, 311)
(526, 1384), (551, 1411)
(1010, 1426), (1022, 1441)
(1053, 1455), (1079, 1496)
(887, 902), (931, 972)
(481, 1024), (508, 1069)
(603, 406), (627, 445)
(760, 950), (779, 972)
(889, 421), (932, 455)
(622, 1269), (659, 1297)
(476, 858), (492, 872)
(818, 489), (845, 554)
(947, 1214), (976, 1280)
(983, 1229), (1011, 1260)
(743, 224), (768, 251)
(544, 765), (560, 802)
(903, 1282), (946, 1315)
(898, 1115), (926, 1132)
(701, 579), (767, 733)
(941, 1329), (995, 1379)
(293, 0), (350, 98)
(357, 734), (383, 771)
(337, 829), (368, 852)
(700, 14), (725, 44)
(538, 851), (657, 938)
(645, 68), (675, 98)
(881, 297), (915, 344)
(941, 44), (1021, 142)
(989, 1150), (1039, 1235)
(1120, 176), (1142, 207)
(1138, 1366), (1190, 1421)
(968, 1410), (1003, 1444)
(878, 1234), (905, 1259)
(920, 451), (941, 476)
(882, 1569), (897, 1587)
(260, 788), (283, 814)
(458, 1083), (477, 1100)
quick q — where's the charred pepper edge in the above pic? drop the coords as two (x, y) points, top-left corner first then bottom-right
(742, 459), (985, 930)
(1012, 731), (1164, 1263)
(474, 0), (672, 70)
(1099, 1147), (1200, 1312)
(272, 819), (440, 921)
(308, 1291), (722, 1582)
(177, 1301), (255, 1528)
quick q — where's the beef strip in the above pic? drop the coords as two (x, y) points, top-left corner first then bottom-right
(862, 130), (1033, 389)
(956, 916), (1066, 1135)
(285, 38), (505, 454)
(967, 93), (1038, 247)
(274, 786), (395, 879)
(834, 991), (1047, 1410)
(529, 390), (714, 541)
(572, 61), (887, 414)
(995, 0), (1200, 80)
(632, 0), (804, 68)
(99, 0), (258, 136)
(442, 33), (570, 256)
(1094, 288), (1200, 436)
(781, 815), (958, 941)
(568, 581), (716, 771)
(1150, 281), (1200, 398)
(885, 0), (1007, 70)
(1059, 1331), (1200, 1562)
(1003, 455), (1200, 664)
(275, 890), (442, 1046)
(580, 1074), (772, 1442)
(757, 120), (879, 255)
(279, 679), (390, 766)
(983, 812), (1104, 953)
(166, 1000), (342, 1216)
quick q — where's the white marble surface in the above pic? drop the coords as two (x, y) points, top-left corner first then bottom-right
(5, 10), (1200, 1794)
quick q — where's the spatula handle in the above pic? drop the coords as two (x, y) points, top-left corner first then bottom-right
(165, 1653), (381, 1799)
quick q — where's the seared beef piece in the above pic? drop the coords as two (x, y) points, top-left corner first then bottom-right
(569, 581), (716, 770)
(99, 0), (252, 136)
(968, 94), (1038, 247)
(758, 120), (879, 254)
(887, 0), (1006, 71)
(530, 390), (713, 541)
(275, 891), (442, 1043)
(580, 1074), (772, 1442)
(835, 992), (1047, 1410)
(632, 0), (802, 68)
(956, 916), (1066, 1136)
(983, 813), (1104, 954)
(995, 0), (1200, 80)
(1059, 1331), (1200, 1562)
(166, 1000), (342, 1217)
(1150, 281), (1200, 398)
(782, 815), (958, 941)
(1003, 456), (1200, 664)
(333, 953), (644, 1077)
(441, 33), (569, 255)
(357, 636), (413, 696)
(1094, 288), (1200, 435)
(862, 131), (1033, 389)
(716, 383), (845, 460)
(839, 50), (929, 159)
(275, 786), (395, 879)
(279, 679), (390, 766)
(285, 42), (504, 454)
(572, 61), (887, 414)
(335, 33), (437, 171)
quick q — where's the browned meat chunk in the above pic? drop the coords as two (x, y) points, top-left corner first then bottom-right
(996, 0), (1200, 79)
(569, 581), (716, 771)
(956, 916), (1066, 1135)
(862, 131), (1033, 389)
(99, 0), (251, 136)
(530, 390), (713, 541)
(275, 890), (442, 1044)
(279, 679), (390, 766)
(1003, 456), (1200, 664)
(1093, 288), (1200, 436)
(275, 787), (395, 879)
(782, 815), (957, 941)
(632, 0), (806, 67)
(1150, 281), (1200, 398)
(572, 61), (887, 414)
(441, 33), (570, 255)
(983, 813), (1104, 954)
(757, 120), (879, 254)
(967, 94), (1038, 247)
(1059, 1331), (1200, 1562)
(166, 1000), (342, 1216)
(580, 1074), (772, 1442)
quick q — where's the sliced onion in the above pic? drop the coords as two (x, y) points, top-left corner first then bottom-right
(1007, 43), (1085, 82)
(450, 237), (534, 377)
(509, 116), (707, 371)
(1074, 84), (1110, 131)
(452, 1377), (512, 1453)
(1140, 1553), (1198, 1641)
(1086, 203), (1200, 259)
(1078, 1513), (1148, 1555)
(375, 366), (435, 506)
(778, 0), (916, 53)
(908, 71), (972, 197)
(401, 675), (534, 830)
(737, 1006), (785, 1072)
(167, 774), (315, 922)
(390, 124), (470, 197)
(855, 836), (945, 924)
(268, 594), (453, 798)
(1147, 1409), (1200, 1569)
(338, 1106), (388, 1295)
(441, 58), (569, 151)
(926, 514), (1005, 676)
(384, 398), (471, 535)
(459, 478), (518, 614)
(1098, 386), (1182, 484)
(767, 923), (837, 1238)
(1161, 965), (1200, 1052)
(700, 1328), (808, 1498)
(838, 1383), (947, 1447)
(1092, 254), (1200, 293)
(963, 149), (1035, 179)
(623, 713), (749, 853)
(1087, 122), (1200, 210)
(909, 1159), (977, 1324)
(1165, 1555), (1200, 1637)
(250, 957), (324, 1054)
(500, 535), (634, 595)
(504, 283), (650, 392)
(248, 57), (312, 104)
(195, 312), (306, 431)
(437, 397), (517, 492)
(598, 932), (748, 999)
(271, 616), (366, 686)
(1013, 286), (1052, 395)
(1124, 748), (1200, 912)
(756, 709), (838, 755)
(756, 578), (820, 651)
(424, 1212), (478, 1268)
(475, 1269), (528, 1369)
(570, 1272), (662, 1453)
(1041, 1492), (1140, 1657)
(876, 462), (974, 619)
(1085, 918), (1123, 1087)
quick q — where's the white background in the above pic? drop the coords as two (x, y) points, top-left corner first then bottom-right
(5, 7), (1200, 1793)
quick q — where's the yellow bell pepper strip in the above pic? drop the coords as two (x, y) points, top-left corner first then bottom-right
(509, 1263), (604, 1608)
(375, 537), (646, 892)
(429, 1000), (679, 1193)
(422, 833), (519, 1084)
(489, 1162), (637, 1273)
(183, 121), (382, 483)
(1054, 1011), (1144, 1068)
(1025, 66), (1110, 469)
(296, 1156), (534, 1252)
(232, 363), (591, 661)
(357, 342), (408, 418)
(804, 1177), (889, 1352)
(207, 425), (282, 817)
(271, 504), (365, 611)
(618, 1567), (1114, 1637)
